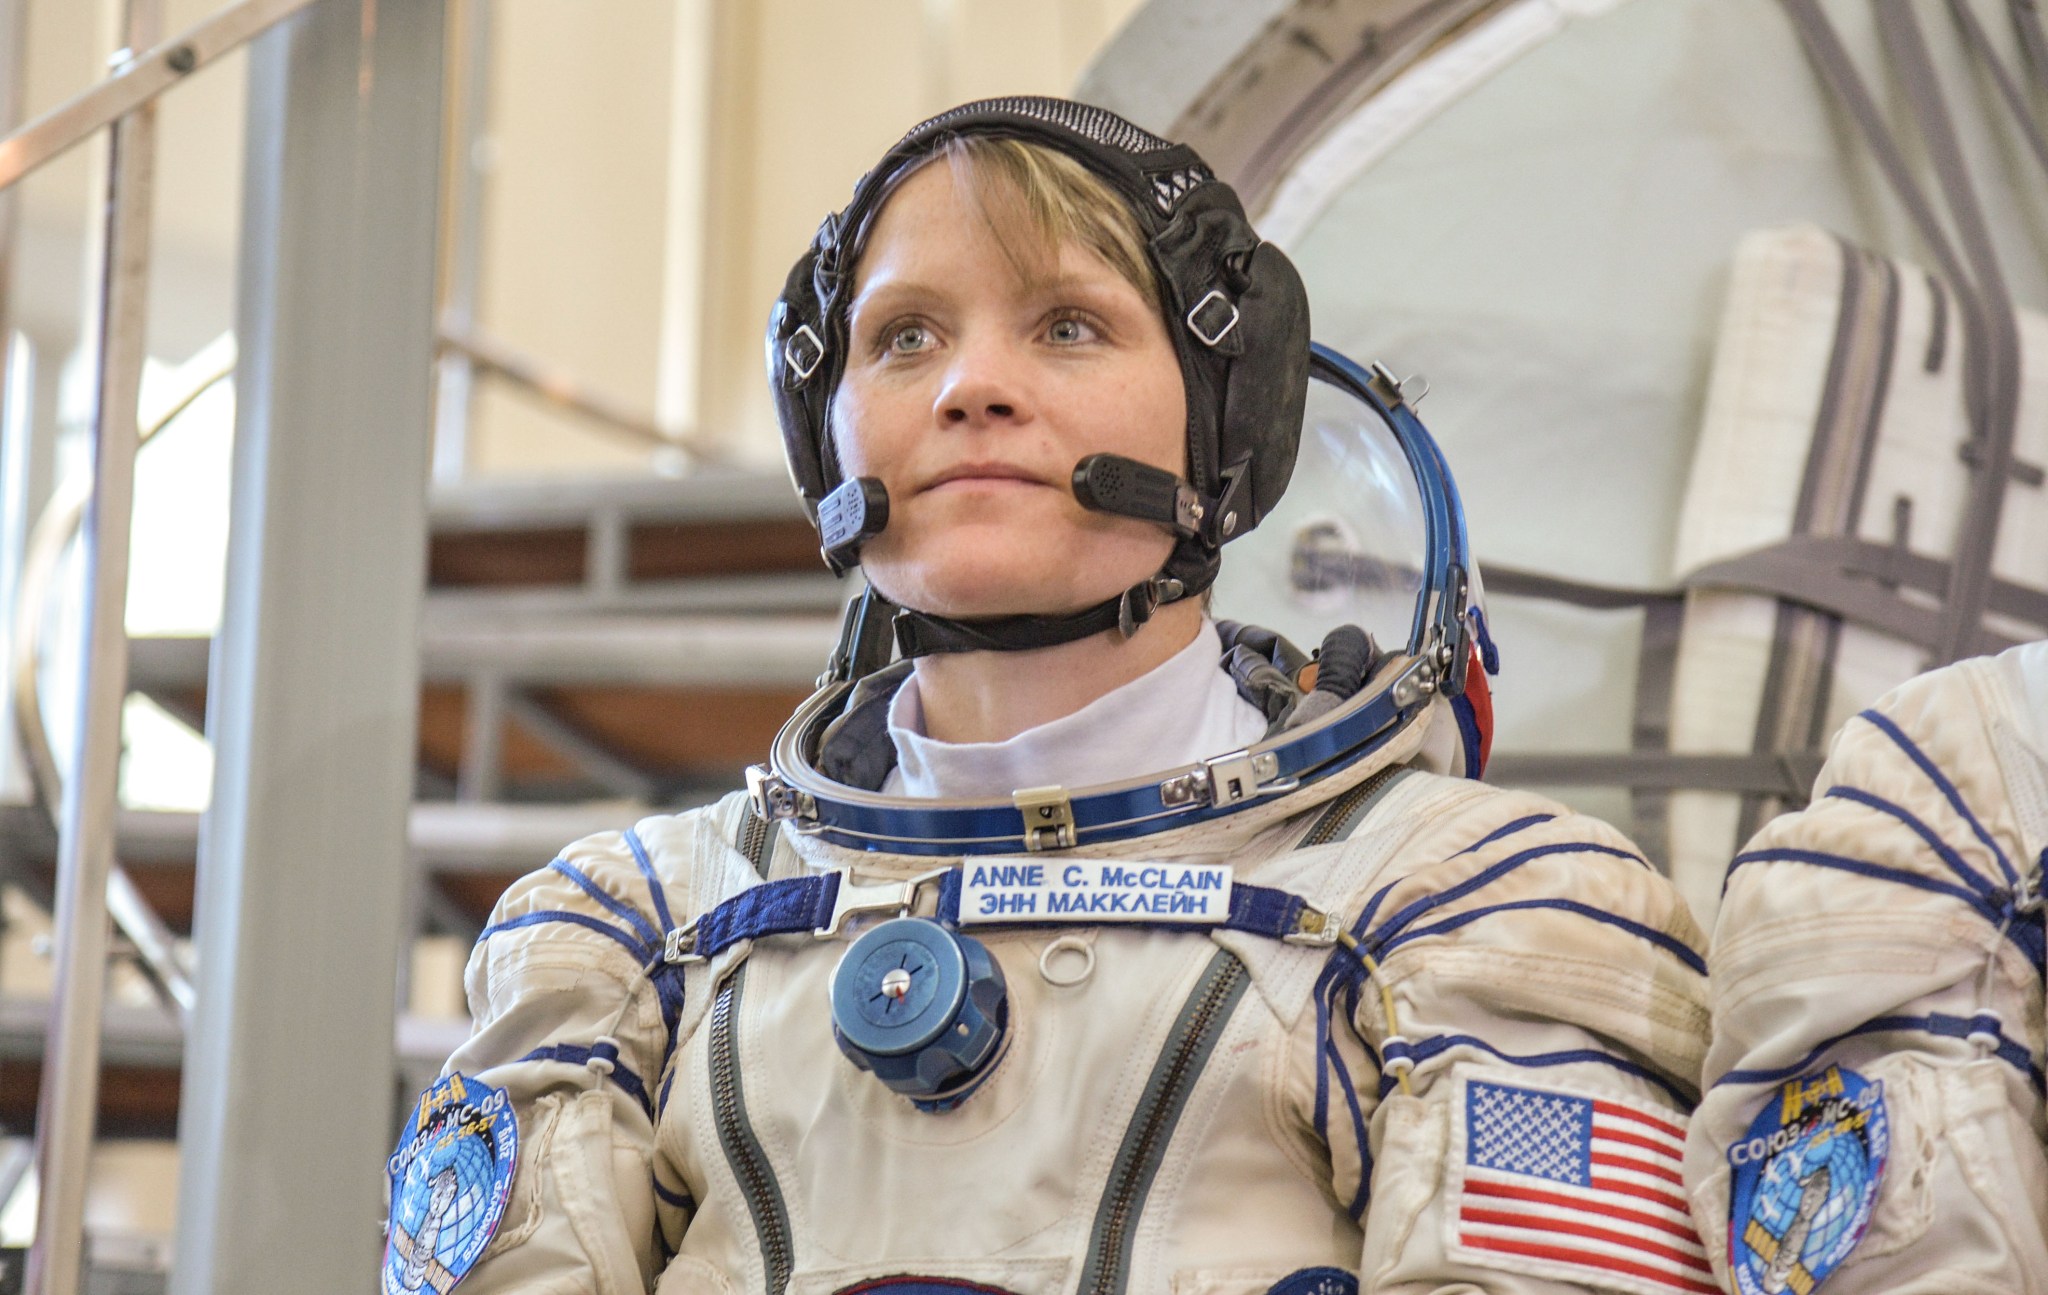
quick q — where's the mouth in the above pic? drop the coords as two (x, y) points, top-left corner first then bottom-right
(920, 462), (1052, 493)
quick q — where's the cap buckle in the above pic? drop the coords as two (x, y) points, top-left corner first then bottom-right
(1186, 289), (1241, 347)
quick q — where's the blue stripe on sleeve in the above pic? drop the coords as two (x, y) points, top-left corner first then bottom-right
(1729, 847), (1997, 915)
(623, 827), (675, 931)
(1332, 981), (1375, 1222)
(1823, 785), (2001, 898)
(516, 1043), (653, 1114)
(1451, 813), (1557, 858)
(1366, 840), (1651, 947)
(1378, 1033), (1694, 1107)
(1715, 1012), (2044, 1093)
(548, 858), (664, 948)
(478, 908), (652, 961)
(1857, 708), (2018, 886)
(1376, 897), (1707, 976)
(651, 1175), (696, 1212)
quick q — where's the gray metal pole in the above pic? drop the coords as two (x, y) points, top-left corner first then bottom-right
(0, 0), (30, 810)
(0, 0), (23, 390)
(431, 0), (491, 482)
(168, 0), (445, 1290)
(23, 0), (161, 1288)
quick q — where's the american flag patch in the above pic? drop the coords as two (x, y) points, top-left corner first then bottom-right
(1445, 1075), (1715, 1295)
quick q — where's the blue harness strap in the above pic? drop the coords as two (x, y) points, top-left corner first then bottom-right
(685, 874), (839, 960)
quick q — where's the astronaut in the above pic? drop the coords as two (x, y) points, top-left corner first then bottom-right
(388, 98), (1711, 1295)
(1686, 642), (2047, 1294)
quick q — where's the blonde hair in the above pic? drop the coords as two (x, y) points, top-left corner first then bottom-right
(911, 135), (1162, 310)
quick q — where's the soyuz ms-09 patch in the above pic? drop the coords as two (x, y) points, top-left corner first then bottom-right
(383, 1073), (519, 1294)
(1726, 1064), (1888, 1295)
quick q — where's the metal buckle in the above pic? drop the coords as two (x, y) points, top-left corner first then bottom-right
(817, 867), (951, 938)
(1283, 905), (1343, 947)
(1206, 750), (1287, 805)
(783, 323), (825, 382)
(747, 764), (815, 824)
(2011, 870), (2044, 916)
(662, 921), (701, 965)
(1160, 749), (1295, 809)
(1014, 786), (1077, 851)
(1185, 289), (1240, 347)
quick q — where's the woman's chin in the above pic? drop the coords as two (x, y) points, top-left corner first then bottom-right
(871, 562), (1128, 621)
(862, 528), (1173, 620)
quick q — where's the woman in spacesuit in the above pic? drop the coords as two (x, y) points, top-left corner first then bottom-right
(385, 99), (1714, 1295)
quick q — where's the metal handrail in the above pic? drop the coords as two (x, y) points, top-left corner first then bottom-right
(25, 0), (162, 1285)
(8, 325), (706, 1018)
(0, 0), (319, 194)
(8, 359), (231, 1023)
(438, 323), (725, 460)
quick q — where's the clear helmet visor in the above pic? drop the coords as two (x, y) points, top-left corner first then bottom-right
(1211, 368), (1432, 656)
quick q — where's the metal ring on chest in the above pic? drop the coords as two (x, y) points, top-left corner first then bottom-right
(1038, 934), (1097, 987)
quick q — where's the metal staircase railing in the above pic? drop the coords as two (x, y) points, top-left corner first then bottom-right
(0, 3), (825, 1288)
(3, 0), (171, 1287)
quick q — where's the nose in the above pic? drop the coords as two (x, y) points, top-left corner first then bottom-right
(934, 336), (1030, 428)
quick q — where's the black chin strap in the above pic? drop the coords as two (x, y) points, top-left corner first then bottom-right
(891, 561), (1211, 657)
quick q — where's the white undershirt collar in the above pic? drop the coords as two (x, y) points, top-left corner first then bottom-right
(881, 620), (1271, 799)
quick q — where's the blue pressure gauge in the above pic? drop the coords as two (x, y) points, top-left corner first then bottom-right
(830, 916), (1009, 1109)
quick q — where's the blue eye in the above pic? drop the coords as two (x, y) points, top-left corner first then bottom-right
(889, 323), (931, 354)
(1048, 316), (1096, 345)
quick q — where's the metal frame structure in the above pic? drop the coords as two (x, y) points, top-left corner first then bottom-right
(168, 4), (446, 1284)
(0, 0), (443, 1290)
(24, 0), (162, 1288)
(0, 4), (837, 1287)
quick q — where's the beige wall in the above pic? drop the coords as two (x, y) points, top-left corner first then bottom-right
(467, 0), (1150, 475)
(465, 0), (679, 474)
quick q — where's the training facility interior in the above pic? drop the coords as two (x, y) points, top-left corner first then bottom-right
(1, 0), (2045, 1290)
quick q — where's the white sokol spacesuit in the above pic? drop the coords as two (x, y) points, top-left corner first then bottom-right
(385, 98), (1714, 1295)
(1685, 641), (2048, 1295)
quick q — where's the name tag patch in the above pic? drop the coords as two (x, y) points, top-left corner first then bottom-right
(1726, 1064), (1889, 1295)
(383, 1072), (519, 1294)
(956, 858), (1232, 925)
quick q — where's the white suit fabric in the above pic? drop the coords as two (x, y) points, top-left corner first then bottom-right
(1685, 641), (2048, 1293)
(430, 691), (1712, 1295)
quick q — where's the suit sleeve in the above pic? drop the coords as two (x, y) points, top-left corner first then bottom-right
(1332, 786), (1715, 1293)
(393, 822), (695, 1295)
(1685, 647), (2048, 1295)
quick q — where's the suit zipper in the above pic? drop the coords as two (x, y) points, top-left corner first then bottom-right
(709, 968), (794, 1293)
(737, 810), (773, 877)
(1298, 765), (1403, 849)
(1077, 765), (1400, 1291)
(1077, 949), (1252, 1295)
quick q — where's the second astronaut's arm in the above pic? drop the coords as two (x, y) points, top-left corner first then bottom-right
(1685, 645), (2048, 1295)
(1334, 784), (1715, 1294)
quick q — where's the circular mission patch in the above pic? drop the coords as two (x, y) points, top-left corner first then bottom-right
(1726, 1063), (1889, 1295)
(382, 1072), (520, 1295)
